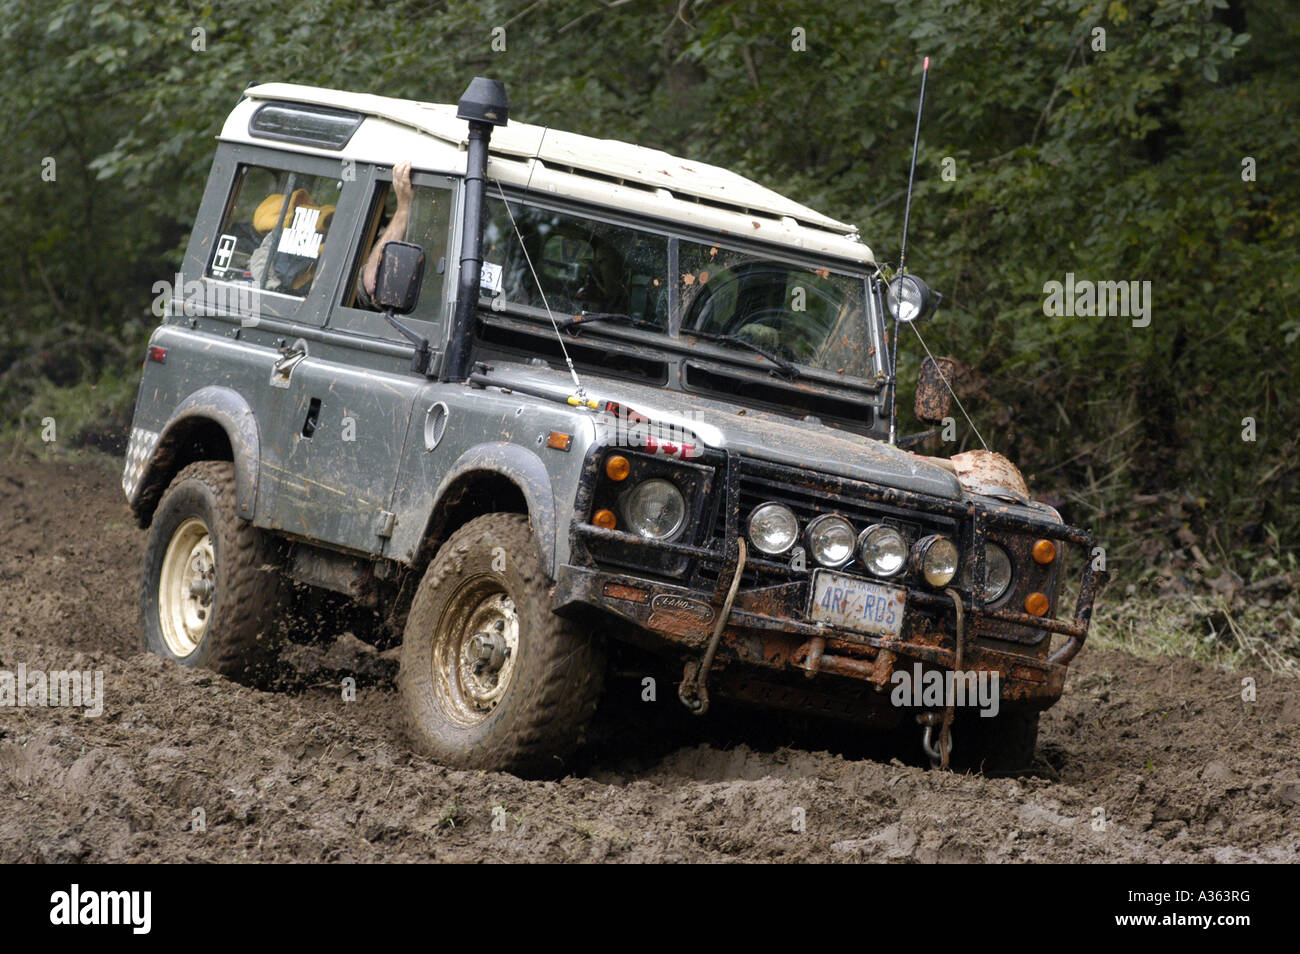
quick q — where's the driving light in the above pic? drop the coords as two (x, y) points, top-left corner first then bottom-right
(885, 274), (933, 323)
(984, 543), (1012, 601)
(622, 479), (686, 540)
(858, 524), (907, 578)
(747, 502), (799, 556)
(914, 534), (959, 587)
(806, 514), (856, 568)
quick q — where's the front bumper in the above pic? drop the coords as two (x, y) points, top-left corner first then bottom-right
(557, 518), (1102, 712)
(556, 563), (1069, 709)
(561, 449), (1103, 715)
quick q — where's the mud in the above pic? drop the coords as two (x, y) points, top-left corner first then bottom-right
(0, 453), (1296, 862)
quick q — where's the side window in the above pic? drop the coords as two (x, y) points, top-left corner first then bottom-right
(342, 180), (453, 323)
(208, 164), (342, 298)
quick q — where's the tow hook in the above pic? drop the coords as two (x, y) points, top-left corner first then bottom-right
(678, 539), (747, 716)
(918, 711), (951, 768)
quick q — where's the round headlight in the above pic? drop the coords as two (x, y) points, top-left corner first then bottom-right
(747, 502), (799, 556)
(984, 543), (1012, 601)
(806, 514), (856, 567)
(914, 535), (959, 587)
(885, 274), (933, 323)
(622, 479), (686, 540)
(858, 524), (907, 578)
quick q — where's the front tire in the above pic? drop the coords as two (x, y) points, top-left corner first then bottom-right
(140, 461), (283, 683)
(399, 513), (604, 777)
(953, 707), (1040, 775)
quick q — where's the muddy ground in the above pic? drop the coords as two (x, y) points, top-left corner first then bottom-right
(0, 453), (1296, 863)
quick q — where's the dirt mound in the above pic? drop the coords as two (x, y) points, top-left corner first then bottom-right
(0, 454), (1296, 862)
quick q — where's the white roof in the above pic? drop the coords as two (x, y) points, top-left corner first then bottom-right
(221, 82), (874, 266)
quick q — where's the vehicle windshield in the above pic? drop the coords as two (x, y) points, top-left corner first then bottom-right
(480, 196), (877, 379)
(677, 241), (871, 375)
(481, 198), (671, 328)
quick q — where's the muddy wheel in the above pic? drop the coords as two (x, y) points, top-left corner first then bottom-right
(954, 707), (1040, 775)
(140, 461), (283, 683)
(399, 513), (604, 777)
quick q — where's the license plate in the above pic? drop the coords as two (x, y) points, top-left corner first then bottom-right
(808, 570), (906, 638)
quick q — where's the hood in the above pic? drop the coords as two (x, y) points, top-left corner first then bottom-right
(481, 363), (963, 500)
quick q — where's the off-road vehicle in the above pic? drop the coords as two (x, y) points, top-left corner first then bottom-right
(125, 77), (1102, 776)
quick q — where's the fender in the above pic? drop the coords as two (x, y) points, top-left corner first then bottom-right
(430, 442), (558, 578)
(130, 385), (261, 525)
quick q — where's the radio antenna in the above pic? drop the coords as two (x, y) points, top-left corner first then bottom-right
(489, 125), (592, 404)
(898, 55), (930, 275)
(888, 55), (930, 446)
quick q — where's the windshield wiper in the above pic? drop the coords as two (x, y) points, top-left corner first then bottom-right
(554, 311), (659, 331)
(681, 329), (800, 379)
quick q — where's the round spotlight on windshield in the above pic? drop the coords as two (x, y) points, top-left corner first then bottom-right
(886, 274), (934, 323)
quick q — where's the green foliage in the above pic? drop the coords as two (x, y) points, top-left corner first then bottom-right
(13, 362), (140, 456)
(0, 0), (1295, 581)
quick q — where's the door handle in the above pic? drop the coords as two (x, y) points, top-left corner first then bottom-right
(270, 346), (307, 387)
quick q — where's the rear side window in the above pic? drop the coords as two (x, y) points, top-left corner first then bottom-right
(207, 164), (343, 298)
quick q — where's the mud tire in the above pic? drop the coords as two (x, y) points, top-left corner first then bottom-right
(139, 461), (283, 683)
(953, 707), (1040, 775)
(399, 513), (604, 777)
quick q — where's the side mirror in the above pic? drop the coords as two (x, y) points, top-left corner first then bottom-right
(375, 241), (432, 374)
(914, 355), (958, 424)
(375, 241), (425, 314)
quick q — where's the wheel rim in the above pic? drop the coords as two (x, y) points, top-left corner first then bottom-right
(158, 517), (216, 658)
(430, 578), (520, 726)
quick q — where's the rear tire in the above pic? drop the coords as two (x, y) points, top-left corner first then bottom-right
(139, 461), (283, 683)
(399, 513), (604, 777)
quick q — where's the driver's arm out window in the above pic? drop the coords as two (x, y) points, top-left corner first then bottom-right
(343, 180), (453, 324)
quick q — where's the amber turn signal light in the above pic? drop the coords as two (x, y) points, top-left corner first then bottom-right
(1032, 539), (1056, 564)
(593, 509), (617, 530)
(1025, 592), (1050, 617)
(605, 455), (631, 481)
